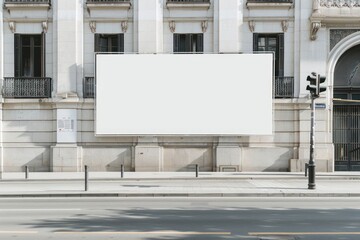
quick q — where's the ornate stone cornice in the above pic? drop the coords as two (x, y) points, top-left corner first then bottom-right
(310, 0), (360, 40)
(320, 0), (360, 8)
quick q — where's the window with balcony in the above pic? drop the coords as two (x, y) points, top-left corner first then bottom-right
(166, 0), (211, 9)
(254, 33), (283, 77)
(254, 33), (293, 98)
(173, 34), (203, 53)
(246, 0), (293, 9)
(3, 34), (51, 98)
(94, 34), (124, 53)
(15, 34), (45, 77)
(87, 0), (130, 3)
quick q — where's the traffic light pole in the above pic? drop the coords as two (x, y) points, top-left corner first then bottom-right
(308, 95), (316, 190)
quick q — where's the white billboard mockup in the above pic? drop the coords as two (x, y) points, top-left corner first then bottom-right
(95, 54), (272, 135)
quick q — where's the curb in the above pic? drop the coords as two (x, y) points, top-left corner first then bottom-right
(1, 192), (360, 198)
(2, 176), (360, 182)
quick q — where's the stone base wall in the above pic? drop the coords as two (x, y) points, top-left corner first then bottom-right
(0, 99), (334, 172)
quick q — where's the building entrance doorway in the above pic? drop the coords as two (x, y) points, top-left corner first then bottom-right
(333, 45), (360, 171)
(333, 103), (360, 171)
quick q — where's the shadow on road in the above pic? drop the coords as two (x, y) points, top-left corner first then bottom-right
(21, 207), (360, 240)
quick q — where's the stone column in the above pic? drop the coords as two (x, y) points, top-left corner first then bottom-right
(216, 0), (242, 171)
(51, 0), (83, 172)
(137, 0), (163, 53)
(135, 137), (163, 171)
(218, 0), (240, 53)
(216, 137), (242, 172)
(134, 0), (164, 171)
(53, 0), (83, 96)
(0, 0), (4, 177)
(50, 108), (80, 172)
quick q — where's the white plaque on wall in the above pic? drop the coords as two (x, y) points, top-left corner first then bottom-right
(57, 109), (77, 143)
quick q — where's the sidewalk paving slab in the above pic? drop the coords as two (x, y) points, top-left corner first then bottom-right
(1, 172), (360, 198)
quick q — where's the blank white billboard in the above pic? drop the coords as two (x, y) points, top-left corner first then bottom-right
(95, 54), (273, 135)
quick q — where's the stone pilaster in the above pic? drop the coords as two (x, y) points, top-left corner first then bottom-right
(51, 0), (82, 171)
(216, 137), (242, 172)
(0, 0), (4, 177)
(135, 137), (163, 171)
(53, 0), (83, 96)
(218, 0), (241, 53)
(137, 0), (163, 53)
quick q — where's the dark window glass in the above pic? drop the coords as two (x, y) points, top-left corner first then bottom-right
(173, 34), (203, 53)
(95, 34), (124, 53)
(334, 93), (348, 99)
(253, 33), (284, 77)
(15, 34), (45, 77)
(352, 94), (360, 100)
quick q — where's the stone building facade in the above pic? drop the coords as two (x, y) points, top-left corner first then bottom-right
(0, 0), (357, 172)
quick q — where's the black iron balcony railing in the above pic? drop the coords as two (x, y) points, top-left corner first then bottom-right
(86, 0), (130, 3)
(274, 76), (294, 98)
(4, 0), (51, 3)
(3, 77), (52, 98)
(247, 0), (293, 3)
(167, 0), (210, 2)
(83, 77), (95, 98)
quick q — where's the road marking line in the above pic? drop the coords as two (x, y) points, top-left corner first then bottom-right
(0, 231), (38, 234)
(249, 232), (360, 236)
(0, 209), (81, 211)
(55, 231), (231, 235)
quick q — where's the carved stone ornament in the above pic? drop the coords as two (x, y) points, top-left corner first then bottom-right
(281, 20), (289, 32)
(313, 0), (321, 13)
(42, 21), (48, 34)
(320, 0), (360, 7)
(310, 22), (321, 41)
(248, 20), (255, 32)
(89, 21), (96, 33)
(121, 21), (128, 33)
(169, 21), (176, 33)
(9, 21), (16, 33)
(201, 21), (208, 33)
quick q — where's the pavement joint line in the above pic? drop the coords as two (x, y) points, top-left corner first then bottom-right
(0, 231), (38, 234)
(248, 232), (360, 236)
(2, 177), (360, 182)
(2, 192), (360, 198)
(0, 208), (82, 211)
(54, 231), (231, 235)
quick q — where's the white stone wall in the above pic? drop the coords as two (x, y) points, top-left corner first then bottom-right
(0, 0), (344, 172)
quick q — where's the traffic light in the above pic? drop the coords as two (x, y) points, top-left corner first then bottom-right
(306, 72), (318, 97)
(317, 74), (326, 95)
(306, 72), (326, 98)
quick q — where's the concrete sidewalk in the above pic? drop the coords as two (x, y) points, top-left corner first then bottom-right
(0, 171), (360, 198)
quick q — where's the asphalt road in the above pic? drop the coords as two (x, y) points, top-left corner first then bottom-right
(1, 197), (360, 240)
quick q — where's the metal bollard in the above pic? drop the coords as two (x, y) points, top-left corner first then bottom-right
(121, 164), (124, 178)
(195, 164), (199, 178)
(305, 163), (308, 177)
(25, 166), (29, 179)
(85, 165), (88, 191)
